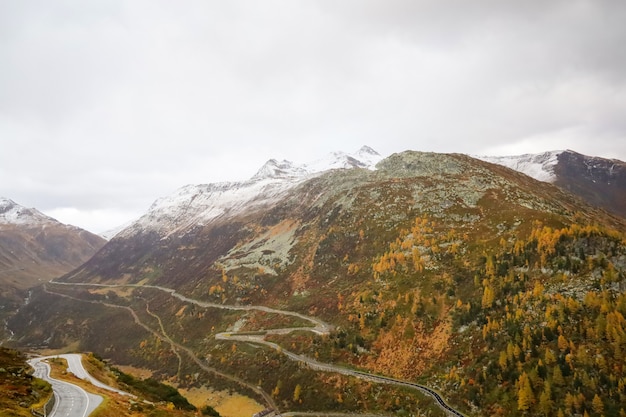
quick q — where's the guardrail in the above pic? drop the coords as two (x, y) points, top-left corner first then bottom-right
(31, 392), (55, 417)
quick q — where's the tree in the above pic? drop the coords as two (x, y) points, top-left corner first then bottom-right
(538, 382), (553, 416)
(202, 405), (221, 417)
(482, 285), (495, 309)
(498, 350), (508, 371)
(592, 394), (604, 416)
(517, 372), (534, 412)
(293, 384), (302, 402)
(272, 380), (282, 398)
(552, 365), (564, 387)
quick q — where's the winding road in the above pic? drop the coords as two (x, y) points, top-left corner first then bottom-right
(47, 281), (465, 417)
(28, 355), (103, 417)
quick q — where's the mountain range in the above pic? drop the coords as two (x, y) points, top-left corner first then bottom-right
(3, 147), (626, 417)
(101, 147), (623, 242)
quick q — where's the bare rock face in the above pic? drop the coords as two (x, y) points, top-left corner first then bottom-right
(553, 150), (626, 219)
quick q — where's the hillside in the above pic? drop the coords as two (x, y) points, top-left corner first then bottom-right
(0, 347), (51, 417)
(7, 151), (626, 416)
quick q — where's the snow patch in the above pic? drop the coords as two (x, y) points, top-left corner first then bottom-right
(475, 151), (562, 183)
(100, 220), (134, 240)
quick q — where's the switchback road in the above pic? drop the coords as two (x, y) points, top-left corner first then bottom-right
(48, 281), (465, 417)
(28, 356), (103, 417)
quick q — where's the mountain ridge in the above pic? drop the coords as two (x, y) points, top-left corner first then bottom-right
(115, 146), (383, 239)
(101, 147), (623, 240)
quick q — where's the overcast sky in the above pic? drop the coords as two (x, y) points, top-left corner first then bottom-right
(1, 1), (625, 234)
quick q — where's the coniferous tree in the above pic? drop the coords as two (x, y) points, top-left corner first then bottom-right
(517, 372), (534, 412)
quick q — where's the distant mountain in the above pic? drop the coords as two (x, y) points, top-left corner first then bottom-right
(477, 150), (626, 218)
(0, 197), (106, 289)
(0, 197), (106, 340)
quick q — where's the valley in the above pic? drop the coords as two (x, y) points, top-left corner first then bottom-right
(2, 149), (626, 417)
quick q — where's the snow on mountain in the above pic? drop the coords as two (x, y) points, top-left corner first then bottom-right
(252, 145), (383, 180)
(120, 146), (383, 238)
(251, 159), (310, 181)
(304, 145), (382, 174)
(0, 198), (57, 227)
(476, 150), (562, 183)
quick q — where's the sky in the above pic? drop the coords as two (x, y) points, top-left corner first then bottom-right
(1, 1), (625, 234)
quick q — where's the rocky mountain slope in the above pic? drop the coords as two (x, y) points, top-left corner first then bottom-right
(8, 150), (626, 416)
(478, 149), (626, 218)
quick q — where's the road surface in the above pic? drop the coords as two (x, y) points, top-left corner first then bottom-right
(57, 353), (131, 396)
(28, 357), (103, 417)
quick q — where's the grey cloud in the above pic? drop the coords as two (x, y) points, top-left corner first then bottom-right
(1, 1), (625, 232)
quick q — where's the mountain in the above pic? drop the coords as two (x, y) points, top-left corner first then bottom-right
(116, 146), (382, 239)
(0, 198), (106, 288)
(478, 150), (626, 218)
(8, 151), (626, 416)
(0, 197), (106, 339)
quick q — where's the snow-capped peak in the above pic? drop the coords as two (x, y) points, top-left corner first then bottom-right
(0, 197), (57, 227)
(252, 146), (383, 181)
(476, 150), (562, 182)
(251, 159), (310, 181)
(120, 146), (384, 238)
(302, 145), (383, 174)
(354, 145), (382, 163)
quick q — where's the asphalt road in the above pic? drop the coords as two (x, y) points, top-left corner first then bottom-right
(57, 353), (131, 396)
(28, 357), (103, 417)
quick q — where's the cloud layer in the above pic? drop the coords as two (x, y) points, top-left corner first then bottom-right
(1, 1), (625, 232)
